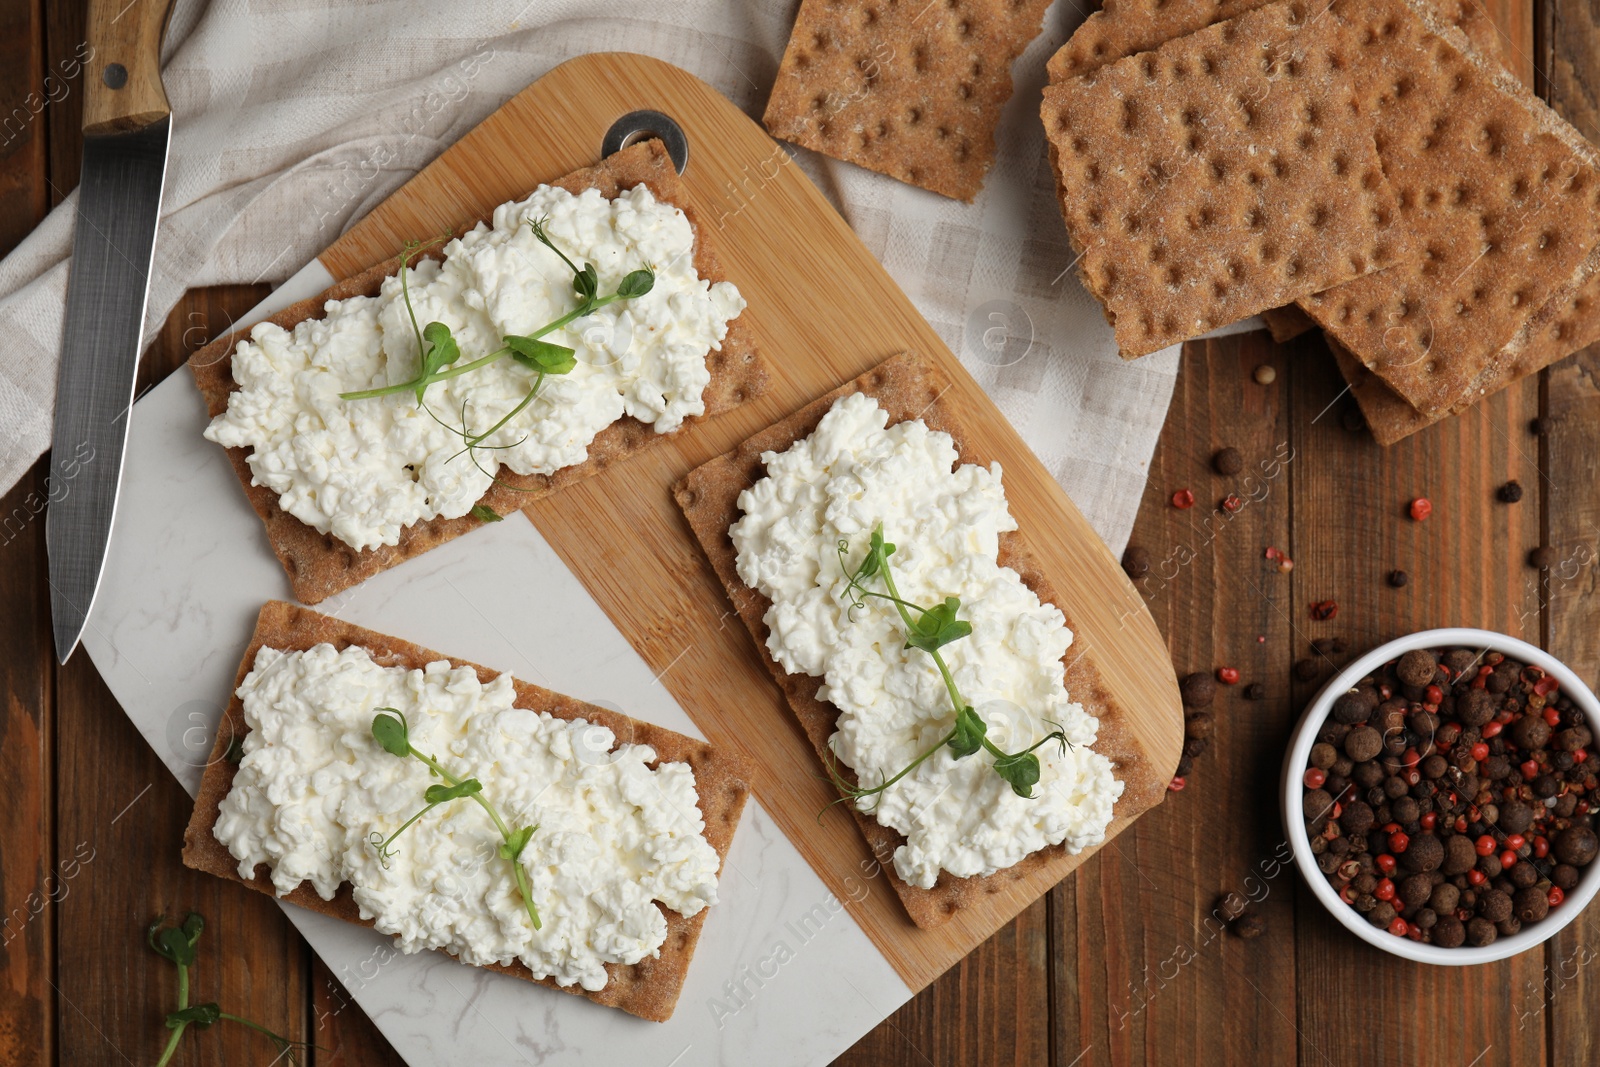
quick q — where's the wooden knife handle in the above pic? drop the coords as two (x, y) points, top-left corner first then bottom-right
(82, 0), (176, 135)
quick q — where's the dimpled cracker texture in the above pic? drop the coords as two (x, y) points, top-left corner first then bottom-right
(1333, 266), (1600, 445)
(1261, 303), (1319, 342)
(1297, 0), (1600, 417)
(1041, 0), (1400, 358)
(1045, 0), (1507, 82)
(763, 0), (1053, 201)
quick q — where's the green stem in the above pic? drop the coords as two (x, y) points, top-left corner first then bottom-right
(155, 1025), (185, 1067)
(218, 1012), (302, 1056)
(410, 751), (511, 839)
(879, 550), (968, 718)
(864, 529), (1063, 766)
(1007, 732), (1066, 759)
(411, 344), (512, 386)
(376, 801), (442, 857)
(156, 962), (191, 1067)
(340, 251), (445, 400)
(850, 586), (930, 616)
(825, 527), (1071, 811)
(337, 346), (508, 401)
(511, 865), (540, 931)
(465, 372), (544, 447)
(841, 726), (955, 799)
(408, 748), (539, 929)
(342, 289), (622, 401)
(401, 255), (426, 368)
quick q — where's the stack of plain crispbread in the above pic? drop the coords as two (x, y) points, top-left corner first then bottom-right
(1041, 0), (1600, 444)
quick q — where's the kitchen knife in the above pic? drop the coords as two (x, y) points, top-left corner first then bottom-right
(48, 0), (176, 662)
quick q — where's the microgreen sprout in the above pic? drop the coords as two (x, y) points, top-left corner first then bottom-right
(148, 912), (315, 1066)
(369, 709), (542, 931)
(338, 218), (651, 405)
(337, 220), (655, 491)
(820, 524), (1071, 815)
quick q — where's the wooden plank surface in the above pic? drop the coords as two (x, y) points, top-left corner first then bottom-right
(838, 898), (1052, 1066)
(1290, 5), (1543, 1060)
(1537, 1), (1600, 1061)
(1286, 339), (1545, 1067)
(314, 50), (1183, 992)
(1047, 331), (1301, 1067)
(51, 281), (311, 1065)
(17, 17), (319, 1061)
(8, 0), (1600, 1064)
(0, 1), (53, 1064)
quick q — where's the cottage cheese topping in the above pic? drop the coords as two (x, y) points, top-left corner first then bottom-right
(730, 393), (1123, 889)
(204, 183), (746, 551)
(213, 643), (721, 991)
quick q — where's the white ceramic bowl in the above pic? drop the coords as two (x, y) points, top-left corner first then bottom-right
(1282, 627), (1600, 965)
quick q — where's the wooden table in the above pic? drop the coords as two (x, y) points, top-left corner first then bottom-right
(4, 0), (1598, 1063)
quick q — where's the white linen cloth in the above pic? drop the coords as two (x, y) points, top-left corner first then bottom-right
(0, 0), (1177, 554)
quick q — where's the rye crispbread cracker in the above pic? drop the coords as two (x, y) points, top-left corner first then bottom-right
(1474, 255), (1600, 394)
(1262, 304), (1319, 343)
(672, 352), (1159, 929)
(1041, 1), (1400, 358)
(182, 601), (749, 1023)
(1332, 265), (1600, 445)
(1045, 0), (1507, 83)
(1047, 0), (1268, 83)
(1294, 0), (1600, 417)
(763, 0), (1053, 201)
(189, 139), (765, 606)
(1327, 335), (1434, 445)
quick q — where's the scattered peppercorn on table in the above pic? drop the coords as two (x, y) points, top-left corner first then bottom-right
(10, 0), (1600, 1064)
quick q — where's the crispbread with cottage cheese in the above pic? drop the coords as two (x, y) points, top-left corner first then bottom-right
(189, 139), (764, 606)
(673, 352), (1157, 929)
(182, 600), (750, 1022)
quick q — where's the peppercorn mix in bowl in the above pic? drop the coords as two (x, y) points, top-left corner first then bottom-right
(1282, 629), (1600, 965)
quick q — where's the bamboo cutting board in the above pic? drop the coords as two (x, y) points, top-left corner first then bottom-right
(316, 52), (1182, 992)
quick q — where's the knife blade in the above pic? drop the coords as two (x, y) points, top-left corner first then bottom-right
(47, 0), (175, 663)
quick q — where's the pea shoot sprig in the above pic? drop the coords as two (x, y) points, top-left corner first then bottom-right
(369, 710), (542, 931)
(337, 219), (655, 494)
(149, 912), (315, 1066)
(338, 219), (654, 407)
(821, 525), (1070, 813)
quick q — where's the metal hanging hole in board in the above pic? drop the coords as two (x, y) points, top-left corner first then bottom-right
(601, 110), (689, 174)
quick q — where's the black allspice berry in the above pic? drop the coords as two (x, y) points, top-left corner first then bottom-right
(1212, 447), (1244, 476)
(1179, 672), (1217, 708)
